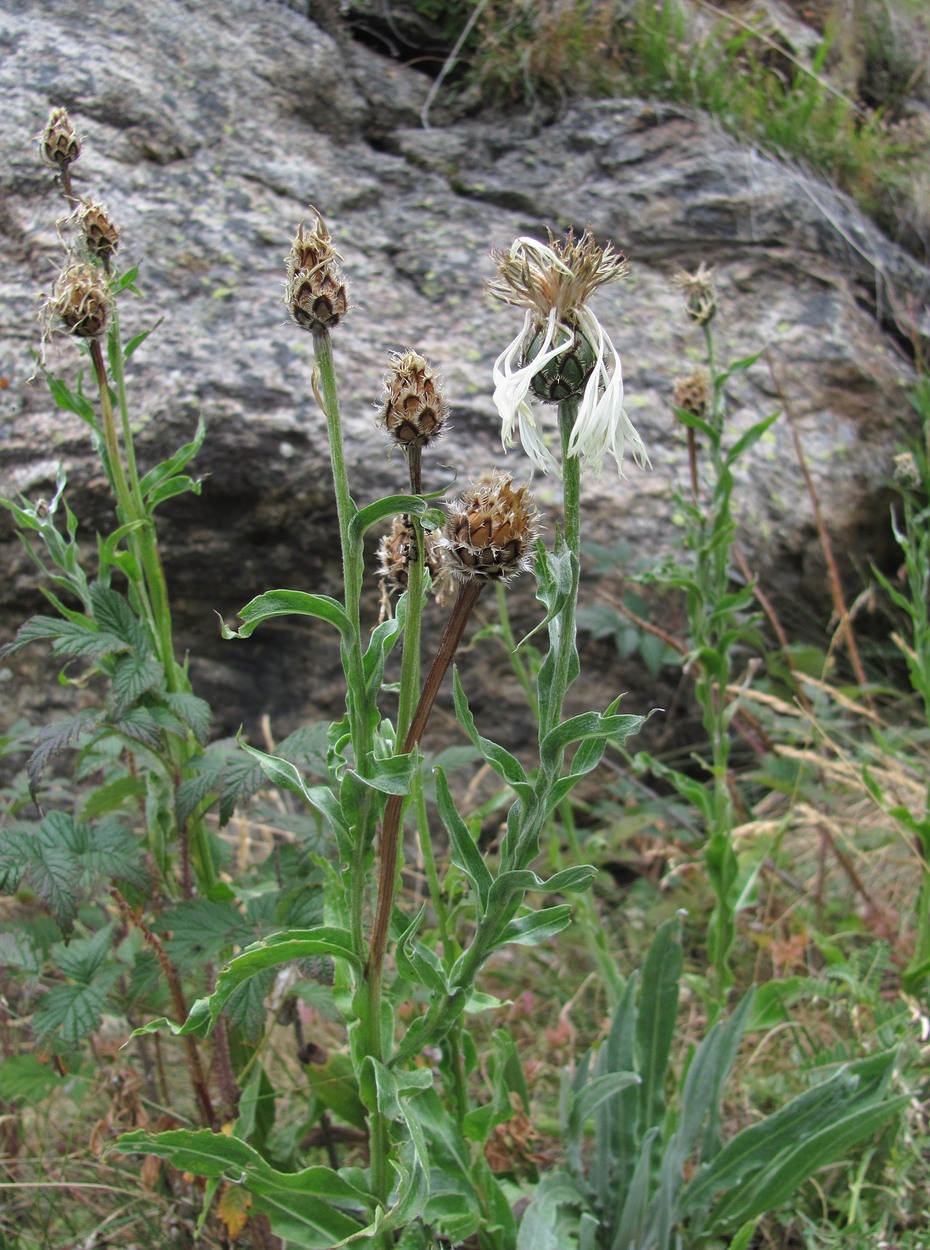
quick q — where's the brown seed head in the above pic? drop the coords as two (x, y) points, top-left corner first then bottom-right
(284, 207), (348, 332)
(442, 472), (539, 585)
(379, 351), (449, 449)
(77, 199), (120, 263)
(377, 517), (453, 608)
(49, 264), (112, 339)
(672, 263), (717, 325)
(40, 107), (81, 171)
(672, 368), (712, 420)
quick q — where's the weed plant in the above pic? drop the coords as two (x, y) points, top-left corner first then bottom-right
(0, 110), (919, 1250)
(460, 0), (928, 250)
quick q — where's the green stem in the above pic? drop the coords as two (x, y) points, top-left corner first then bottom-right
(539, 400), (582, 743)
(494, 580), (538, 720)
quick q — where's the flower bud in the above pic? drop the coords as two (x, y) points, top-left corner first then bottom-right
(50, 264), (112, 339)
(40, 107), (81, 171)
(379, 351), (449, 449)
(672, 368), (712, 420)
(442, 472), (539, 584)
(284, 208), (348, 331)
(524, 317), (597, 403)
(673, 263), (717, 325)
(893, 451), (921, 491)
(77, 199), (120, 263)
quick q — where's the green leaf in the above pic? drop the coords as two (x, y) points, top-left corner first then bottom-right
(110, 265), (140, 294)
(637, 916), (682, 1136)
(351, 750), (418, 796)
(155, 899), (252, 967)
(434, 767), (492, 912)
(123, 321), (162, 359)
(115, 1129), (367, 1247)
(110, 653), (164, 716)
(540, 706), (647, 773)
(138, 416), (206, 500)
(452, 669), (533, 807)
(568, 1071), (641, 1141)
(52, 924), (114, 984)
(683, 1057), (894, 1218)
(348, 492), (448, 546)
(238, 740), (347, 843)
(182, 927), (360, 1036)
(80, 773), (147, 819)
(0, 1054), (65, 1104)
(494, 905), (573, 949)
(27, 709), (102, 795)
(223, 590), (350, 640)
(705, 1090), (909, 1232)
(725, 412), (779, 466)
(90, 584), (148, 650)
(516, 1172), (589, 1250)
(357, 1060), (431, 1236)
(304, 1051), (367, 1130)
(34, 980), (112, 1046)
(396, 907), (447, 993)
(45, 371), (97, 427)
(164, 692), (212, 743)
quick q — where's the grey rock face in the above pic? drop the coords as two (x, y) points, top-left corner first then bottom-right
(0, 0), (926, 745)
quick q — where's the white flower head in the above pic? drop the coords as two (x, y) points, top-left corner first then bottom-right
(487, 229), (649, 477)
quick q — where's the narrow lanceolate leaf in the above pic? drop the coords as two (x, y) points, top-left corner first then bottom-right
(222, 590), (350, 641)
(493, 905), (573, 949)
(637, 916), (682, 1136)
(539, 707), (648, 773)
(238, 740), (347, 840)
(178, 927), (361, 1037)
(435, 766), (492, 912)
(452, 670), (533, 807)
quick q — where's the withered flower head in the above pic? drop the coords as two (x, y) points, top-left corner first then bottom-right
(377, 516), (452, 607)
(40, 107), (81, 171)
(672, 368), (712, 421)
(379, 351), (449, 449)
(673, 262), (717, 325)
(284, 207), (348, 332)
(77, 198), (120, 263)
(442, 471), (539, 584)
(488, 229), (648, 477)
(893, 451), (921, 491)
(49, 263), (112, 339)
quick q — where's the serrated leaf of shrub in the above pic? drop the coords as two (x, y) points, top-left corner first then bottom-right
(27, 709), (102, 796)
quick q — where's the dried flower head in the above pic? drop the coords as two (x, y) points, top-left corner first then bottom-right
(77, 198), (120, 263)
(39, 107), (81, 171)
(673, 262), (717, 325)
(377, 516), (452, 610)
(49, 263), (112, 339)
(672, 368), (712, 420)
(488, 229), (648, 477)
(379, 351), (449, 449)
(893, 451), (921, 491)
(284, 207), (348, 332)
(442, 471), (539, 584)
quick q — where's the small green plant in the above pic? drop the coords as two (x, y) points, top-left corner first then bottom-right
(630, 264), (776, 1011)
(517, 915), (907, 1250)
(868, 377), (930, 989)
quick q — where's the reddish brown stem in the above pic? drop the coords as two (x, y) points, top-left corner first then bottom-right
(111, 888), (216, 1128)
(367, 577), (484, 984)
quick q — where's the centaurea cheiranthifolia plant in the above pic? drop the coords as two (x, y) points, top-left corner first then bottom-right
(119, 214), (649, 1249)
